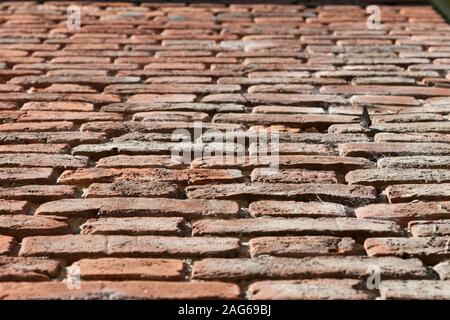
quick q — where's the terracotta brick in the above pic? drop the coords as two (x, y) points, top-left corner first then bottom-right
(127, 94), (196, 103)
(356, 201), (450, 226)
(192, 217), (399, 238)
(380, 280), (450, 300)
(0, 235), (16, 255)
(385, 184), (450, 203)
(80, 217), (186, 236)
(346, 169), (450, 186)
(350, 95), (420, 106)
(201, 93), (345, 105)
(249, 142), (334, 155)
(0, 281), (239, 300)
(97, 155), (184, 168)
(329, 122), (450, 134)
(0, 185), (78, 202)
(0, 132), (107, 146)
(249, 279), (373, 300)
(0, 215), (69, 238)
(0, 257), (62, 281)
(0, 121), (73, 132)
(133, 111), (209, 122)
(249, 200), (352, 218)
(101, 102), (245, 114)
(250, 168), (338, 184)
(339, 143), (450, 158)
(18, 111), (122, 123)
(107, 84), (240, 94)
(21, 102), (94, 112)
(249, 236), (362, 257)
(0, 168), (57, 185)
(85, 181), (180, 198)
(365, 237), (450, 264)
(191, 155), (374, 172)
(321, 85), (450, 97)
(35, 198), (238, 219)
(186, 183), (377, 204)
(375, 133), (450, 144)
(0, 153), (89, 169)
(20, 235), (240, 259)
(73, 258), (184, 280)
(0, 144), (69, 154)
(192, 256), (429, 281)
(0, 200), (29, 215)
(378, 156), (450, 169)
(409, 220), (450, 237)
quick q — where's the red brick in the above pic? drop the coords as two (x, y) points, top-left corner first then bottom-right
(191, 155), (374, 172)
(0, 121), (73, 132)
(18, 111), (122, 123)
(80, 217), (186, 236)
(0, 144), (69, 154)
(365, 237), (450, 264)
(409, 220), (450, 237)
(201, 93), (345, 105)
(107, 84), (240, 94)
(250, 168), (338, 184)
(346, 169), (450, 187)
(192, 256), (429, 281)
(249, 142), (334, 155)
(0, 200), (29, 215)
(375, 133), (450, 144)
(127, 94), (196, 103)
(22, 102), (94, 112)
(186, 183), (377, 204)
(0, 131), (107, 146)
(339, 143), (450, 158)
(0, 235), (16, 255)
(378, 156), (450, 169)
(356, 201), (450, 226)
(249, 200), (352, 218)
(249, 279), (373, 300)
(249, 236), (362, 257)
(133, 111), (209, 122)
(35, 198), (238, 219)
(380, 280), (450, 300)
(73, 258), (184, 280)
(97, 155), (184, 168)
(0, 257), (62, 281)
(0, 281), (239, 300)
(321, 85), (450, 97)
(0, 168), (57, 185)
(19, 235), (240, 259)
(385, 184), (450, 203)
(192, 217), (399, 238)
(0, 185), (78, 202)
(85, 181), (180, 198)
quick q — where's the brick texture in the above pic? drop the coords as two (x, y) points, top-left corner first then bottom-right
(0, 0), (449, 300)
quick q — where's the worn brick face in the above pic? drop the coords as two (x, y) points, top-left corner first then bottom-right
(0, 0), (449, 300)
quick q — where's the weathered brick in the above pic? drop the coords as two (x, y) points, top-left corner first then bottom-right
(0, 168), (57, 186)
(0, 153), (89, 169)
(356, 201), (450, 226)
(249, 200), (352, 218)
(380, 280), (450, 300)
(0, 121), (73, 132)
(133, 111), (209, 122)
(375, 133), (450, 144)
(409, 220), (450, 237)
(249, 279), (373, 300)
(385, 183), (450, 203)
(192, 217), (399, 238)
(0, 215), (69, 238)
(73, 258), (184, 280)
(339, 143), (450, 158)
(378, 156), (450, 169)
(250, 168), (338, 184)
(85, 181), (180, 198)
(35, 198), (238, 219)
(0, 281), (239, 300)
(0, 200), (29, 215)
(19, 235), (240, 259)
(0, 235), (16, 255)
(365, 237), (450, 263)
(321, 85), (450, 97)
(249, 236), (362, 257)
(0, 131), (107, 146)
(329, 122), (450, 134)
(186, 183), (377, 204)
(0, 185), (78, 202)
(192, 256), (429, 281)
(346, 169), (450, 186)
(249, 142), (334, 155)
(433, 261), (450, 280)
(0, 257), (62, 281)
(97, 155), (184, 168)
(191, 155), (374, 172)
(80, 217), (186, 236)
(101, 102), (245, 114)
(350, 95), (420, 106)
(21, 102), (94, 112)
(0, 144), (69, 154)
(18, 111), (123, 123)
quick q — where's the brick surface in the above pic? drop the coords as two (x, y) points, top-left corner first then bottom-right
(73, 258), (184, 280)
(249, 279), (373, 300)
(192, 256), (429, 281)
(0, 0), (449, 300)
(0, 281), (240, 300)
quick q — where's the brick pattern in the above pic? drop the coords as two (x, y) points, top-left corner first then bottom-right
(0, 1), (449, 300)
